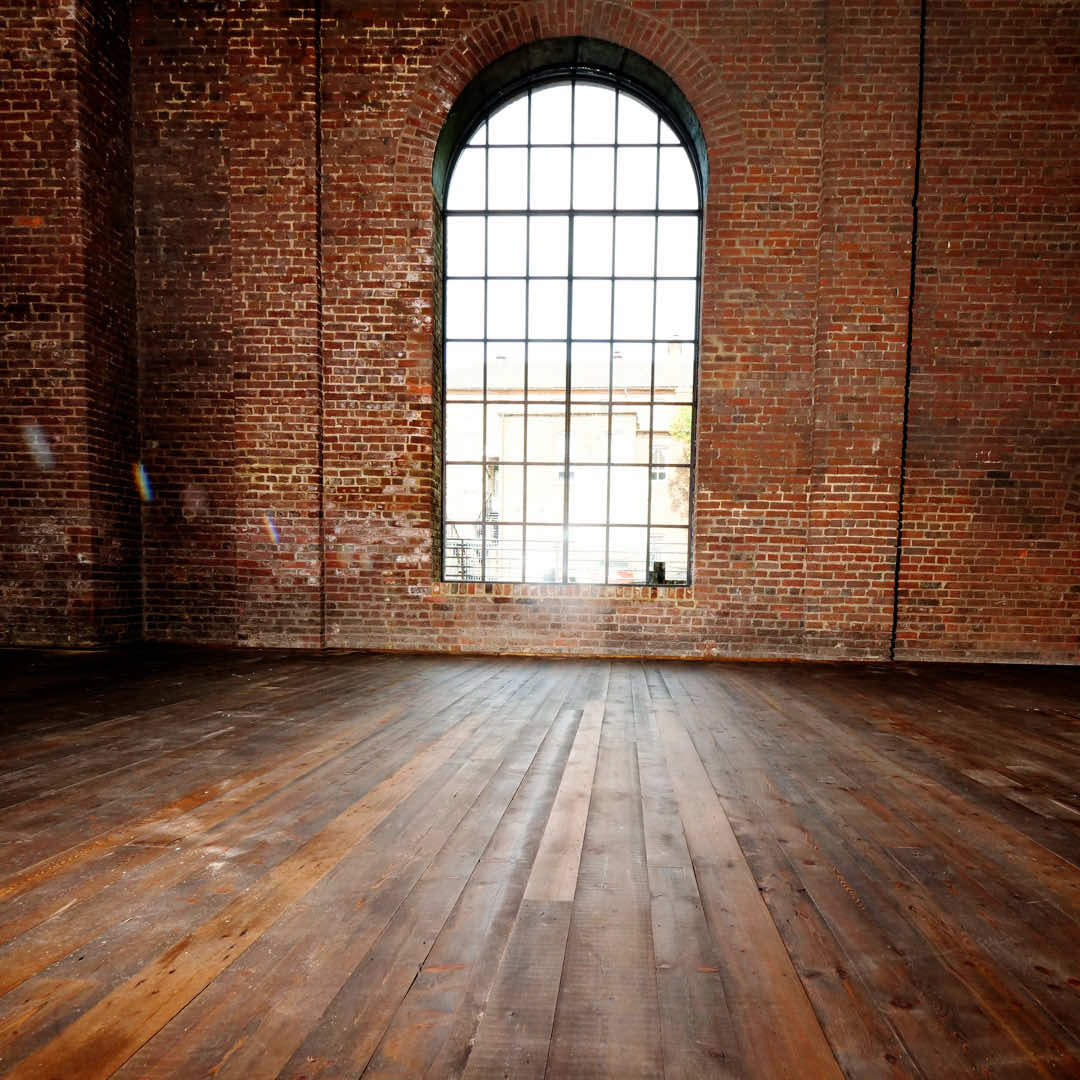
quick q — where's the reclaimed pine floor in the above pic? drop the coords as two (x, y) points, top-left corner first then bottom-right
(0, 649), (1078, 1079)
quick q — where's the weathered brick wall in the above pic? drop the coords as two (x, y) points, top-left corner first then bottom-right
(898, 0), (1080, 662)
(0, 0), (137, 646)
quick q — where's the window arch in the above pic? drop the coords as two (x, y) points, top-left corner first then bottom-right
(437, 40), (704, 586)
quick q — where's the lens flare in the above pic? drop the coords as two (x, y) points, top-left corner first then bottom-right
(263, 513), (280, 545)
(23, 423), (54, 469)
(133, 462), (154, 502)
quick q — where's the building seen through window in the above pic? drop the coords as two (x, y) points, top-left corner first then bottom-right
(442, 75), (701, 585)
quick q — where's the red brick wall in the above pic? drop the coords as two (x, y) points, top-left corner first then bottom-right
(898, 0), (1080, 662)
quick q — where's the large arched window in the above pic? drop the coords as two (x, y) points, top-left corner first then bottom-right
(437, 42), (704, 586)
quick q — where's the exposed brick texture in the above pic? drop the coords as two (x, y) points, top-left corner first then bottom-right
(2, 0), (1077, 662)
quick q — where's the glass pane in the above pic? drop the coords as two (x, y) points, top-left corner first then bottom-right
(655, 279), (696, 340)
(529, 279), (568, 339)
(444, 525), (482, 581)
(445, 342), (484, 400)
(614, 216), (654, 276)
(447, 147), (485, 210)
(616, 146), (657, 210)
(445, 464), (483, 521)
(648, 527), (688, 583)
(571, 279), (611, 339)
(573, 147), (614, 209)
(610, 405), (649, 463)
(658, 146), (698, 210)
(487, 279), (526, 338)
(654, 342), (694, 400)
(446, 216), (485, 276)
(488, 215), (527, 276)
(608, 526), (647, 583)
(530, 215), (569, 274)
(650, 466), (690, 526)
(570, 342), (610, 401)
(525, 466), (565, 524)
(445, 403), (484, 461)
(568, 466), (607, 523)
(488, 93), (528, 144)
(486, 403), (524, 462)
(617, 92), (657, 144)
(525, 404), (565, 463)
(486, 342), (525, 396)
(612, 343), (652, 401)
(568, 526), (606, 583)
(527, 342), (566, 397)
(486, 524), (523, 581)
(488, 148), (528, 210)
(613, 280), (654, 340)
(467, 121), (486, 146)
(574, 83), (615, 143)
(530, 147), (572, 210)
(445, 279), (484, 339)
(652, 405), (693, 463)
(608, 465), (649, 524)
(569, 403), (609, 462)
(525, 525), (563, 582)
(531, 83), (572, 143)
(490, 464), (523, 521)
(572, 216), (613, 277)
(656, 216), (698, 277)
(659, 118), (679, 144)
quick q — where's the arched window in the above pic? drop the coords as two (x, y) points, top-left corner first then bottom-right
(437, 41), (704, 586)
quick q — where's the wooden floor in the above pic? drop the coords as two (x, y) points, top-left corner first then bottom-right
(0, 650), (1078, 1079)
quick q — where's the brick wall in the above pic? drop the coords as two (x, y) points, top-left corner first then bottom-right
(5, 0), (1076, 661)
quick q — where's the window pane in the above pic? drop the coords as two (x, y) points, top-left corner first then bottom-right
(568, 526), (606, 583)
(529, 279), (568, 339)
(525, 404), (565, 463)
(614, 216), (655, 276)
(488, 93), (528, 144)
(447, 147), (485, 210)
(613, 279), (654, 339)
(486, 524), (523, 581)
(445, 464), (483, 521)
(487, 403), (524, 462)
(446, 216), (485, 276)
(490, 464), (523, 521)
(652, 405), (692, 463)
(608, 465), (649, 523)
(656, 216), (698, 277)
(612, 343), (652, 401)
(525, 466), (565, 523)
(574, 82), (615, 143)
(487, 279), (526, 338)
(530, 215), (568, 274)
(467, 121), (486, 146)
(445, 279), (484, 339)
(654, 280), (696, 340)
(616, 146), (657, 209)
(568, 466), (607, 523)
(444, 525), (482, 581)
(650, 466), (690, 526)
(654, 342), (694, 400)
(531, 83), (572, 143)
(525, 525), (563, 582)
(528, 342), (566, 397)
(657, 146), (698, 209)
(572, 216), (613, 277)
(487, 342), (525, 396)
(610, 405), (649, 463)
(659, 119), (679, 145)
(569, 404), (609, 462)
(445, 342), (483, 400)
(530, 147), (571, 209)
(617, 92), (657, 143)
(570, 342), (610, 401)
(488, 215), (526, 276)
(445, 403), (483, 460)
(608, 526), (647, 583)
(488, 148), (528, 210)
(648, 527), (688, 583)
(573, 147), (614, 209)
(571, 279), (611, 339)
